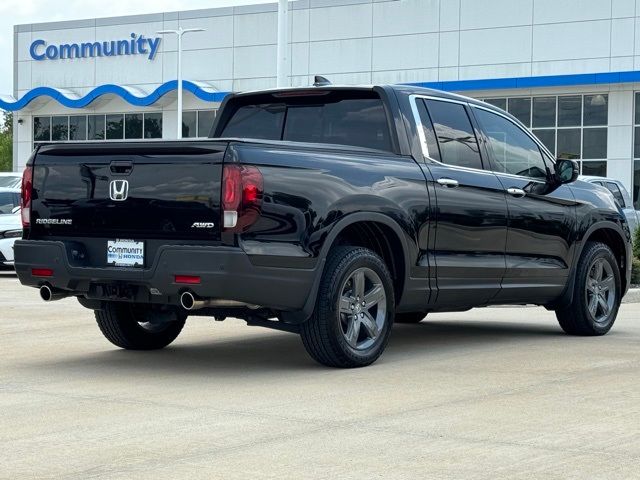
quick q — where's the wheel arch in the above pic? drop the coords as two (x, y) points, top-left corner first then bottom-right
(281, 212), (413, 323)
(583, 224), (629, 294)
(550, 221), (630, 310)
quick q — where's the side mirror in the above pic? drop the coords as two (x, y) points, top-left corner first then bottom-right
(11, 206), (20, 215)
(554, 158), (579, 185)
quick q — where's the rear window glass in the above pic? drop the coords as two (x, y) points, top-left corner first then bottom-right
(221, 104), (285, 140)
(220, 95), (392, 151)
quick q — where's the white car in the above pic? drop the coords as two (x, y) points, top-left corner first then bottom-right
(0, 187), (21, 268)
(0, 173), (22, 189)
(579, 176), (639, 236)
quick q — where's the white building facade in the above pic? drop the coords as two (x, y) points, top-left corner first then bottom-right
(4, 0), (640, 208)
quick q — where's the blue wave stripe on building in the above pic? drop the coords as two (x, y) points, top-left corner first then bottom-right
(4, 70), (640, 111)
(0, 80), (229, 111)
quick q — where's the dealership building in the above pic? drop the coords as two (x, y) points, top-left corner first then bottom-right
(3, 0), (640, 208)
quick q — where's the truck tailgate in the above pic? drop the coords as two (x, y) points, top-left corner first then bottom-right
(29, 142), (227, 241)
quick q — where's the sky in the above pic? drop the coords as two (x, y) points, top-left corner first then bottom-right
(0, 0), (274, 96)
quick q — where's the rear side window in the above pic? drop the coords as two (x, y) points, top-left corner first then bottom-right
(474, 107), (548, 180)
(220, 94), (392, 151)
(423, 99), (482, 169)
(605, 182), (626, 208)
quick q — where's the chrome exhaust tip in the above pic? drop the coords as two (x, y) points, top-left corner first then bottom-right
(40, 285), (53, 302)
(180, 291), (197, 311)
(40, 284), (68, 302)
(179, 291), (261, 311)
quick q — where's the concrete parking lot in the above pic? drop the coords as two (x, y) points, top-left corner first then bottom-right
(1, 271), (639, 480)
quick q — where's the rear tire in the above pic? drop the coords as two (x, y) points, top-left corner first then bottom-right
(301, 246), (395, 368)
(95, 302), (186, 350)
(555, 241), (621, 336)
(395, 312), (427, 324)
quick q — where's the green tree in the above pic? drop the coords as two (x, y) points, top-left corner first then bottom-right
(0, 112), (13, 172)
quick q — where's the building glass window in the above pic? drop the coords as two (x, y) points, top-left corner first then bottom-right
(557, 128), (581, 159)
(33, 116), (51, 141)
(632, 93), (640, 208)
(532, 97), (556, 128)
(558, 95), (582, 127)
(182, 111), (197, 138)
(633, 160), (640, 209)
(69, 115), (87, 141)
(581, 160), (607, 177)
(144, 112), (163, 139)
(507, 97), (531, 127)
(582, 128), (607, 159)
(198, 110), (217, 138)
(51, 116), (69, 141)
(88, 115), (105, 140)
(483, 98), (506, 111)
(106, 114), (124, 140)
(34, 112), (170, 145)
(481, 94), (608, 175)
(584, 95), (608, 126)
(125, 114), (143, 139)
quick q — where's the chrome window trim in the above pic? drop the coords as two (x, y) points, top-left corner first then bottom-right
(409, 94), (551, 184)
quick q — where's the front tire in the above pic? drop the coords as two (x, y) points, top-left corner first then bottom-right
(556, 241), (621, 336)
(95, 302), (186, 350)
(301, 246), (395, 368)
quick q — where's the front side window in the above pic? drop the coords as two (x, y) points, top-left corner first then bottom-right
(474, 107), (548, 180)
(424, 99), (482, 169)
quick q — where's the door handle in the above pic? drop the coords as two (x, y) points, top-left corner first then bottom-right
(506, 187), (526, 198)
(436, 178), (459, 188)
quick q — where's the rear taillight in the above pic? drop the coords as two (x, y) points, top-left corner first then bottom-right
(222, 164), (263, 232)
(21, 165), (33, 228)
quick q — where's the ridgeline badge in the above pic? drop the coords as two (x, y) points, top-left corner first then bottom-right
(30, 33), (161, 61)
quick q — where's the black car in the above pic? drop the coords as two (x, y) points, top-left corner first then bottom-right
(14, 84), (632, 368)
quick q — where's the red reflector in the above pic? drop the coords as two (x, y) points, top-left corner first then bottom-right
(32, 268), (53, 277)
(175, 275), (201, 285)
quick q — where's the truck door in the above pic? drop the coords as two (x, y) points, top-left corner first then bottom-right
(414, 97), (509, 308)
(470, 105), (577, 304)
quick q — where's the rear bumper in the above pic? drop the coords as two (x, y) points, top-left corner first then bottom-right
(14, 240), (317, 311)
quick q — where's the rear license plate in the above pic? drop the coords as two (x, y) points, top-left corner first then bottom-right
(107, 239), (144, 267)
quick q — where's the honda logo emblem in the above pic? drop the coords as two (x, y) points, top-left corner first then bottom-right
(109, 180), (129, 201)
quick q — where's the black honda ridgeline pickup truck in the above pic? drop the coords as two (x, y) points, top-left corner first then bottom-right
(15, 84), (633, 368)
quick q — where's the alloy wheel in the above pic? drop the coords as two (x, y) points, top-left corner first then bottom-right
(338, 267), (387, 350)
(584, 257), (616, 325)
